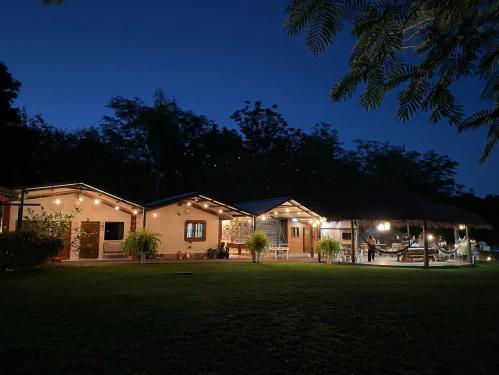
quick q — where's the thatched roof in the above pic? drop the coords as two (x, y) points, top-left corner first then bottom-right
(299, 185), (492, 229)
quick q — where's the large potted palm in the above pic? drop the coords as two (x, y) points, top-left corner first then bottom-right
(246, 230), (271, 263)
(123, 228), (161, 264)
(316, 237), (342, 264)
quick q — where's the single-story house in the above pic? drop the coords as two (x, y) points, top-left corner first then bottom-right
(5, 183), (141, 260)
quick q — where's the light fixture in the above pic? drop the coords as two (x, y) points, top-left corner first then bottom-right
(459, 224), (466, 230)
(133, 209), (138, 215)
(94, 199), (100, 205)
(152, 213), (158, 218)
(261, 215), (267, 221)
(274, 211), (278, 215)
(308, 219), (313, 223)
(78, 196), (84, 202)
(187, 202), (192, 206)
(312, 223), (317, 228)
(218, 209), (223, 214)
(114, 205), (120, 210)
(427, 234), (434, 241)
(487, 256), (492, 262)
(54, 198), (61, 205)
(377, 221), (391, 231)
(204, 203), (208, 208)
(292, 218), (298, 222)
(285, 208), (290, 212)
(247, 218), (252, 223)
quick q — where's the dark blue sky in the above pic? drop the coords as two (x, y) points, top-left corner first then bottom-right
(2, 0), (498, 196)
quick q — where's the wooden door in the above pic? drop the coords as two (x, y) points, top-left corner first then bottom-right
(80, 221), (100, 259)
(303, 226), (311, 253)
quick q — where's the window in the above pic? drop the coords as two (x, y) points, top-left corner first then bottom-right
(105, 222), (124, 240)
(184, 220), (206, 241)
(291, 227), (300, 238)
(342, 232), (352, 240)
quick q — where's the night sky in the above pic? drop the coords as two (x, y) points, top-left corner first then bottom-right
(2, 0), (498, 196)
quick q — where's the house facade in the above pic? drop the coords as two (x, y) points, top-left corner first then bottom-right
(6, 183), (141, 260)
(3, 183), (325, 260)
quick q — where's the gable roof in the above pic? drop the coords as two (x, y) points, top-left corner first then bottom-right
(11, 182), (142, 209)
(235, 197), (292, 216)
(144, 192), (251, 217)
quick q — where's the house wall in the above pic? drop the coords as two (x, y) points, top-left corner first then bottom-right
(8, 190), (134, 260)
(145, 203), (220, 256)
(321, 220), (357, 247)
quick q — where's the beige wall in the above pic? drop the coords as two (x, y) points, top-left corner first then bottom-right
(146, 202), (220, 255)
(9, 189), (134, 260)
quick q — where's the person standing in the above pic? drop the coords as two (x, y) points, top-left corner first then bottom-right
(367, 235), (376, 262)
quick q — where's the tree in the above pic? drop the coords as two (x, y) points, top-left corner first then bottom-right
(0, 62), (21, 127)
(285, 0), (499, 163)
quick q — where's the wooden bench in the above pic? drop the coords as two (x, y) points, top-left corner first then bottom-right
(400, 248), (438, 263)
(103, 241), (126, 258)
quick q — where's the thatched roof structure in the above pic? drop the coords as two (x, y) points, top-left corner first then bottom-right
(299, 185), (492, 229)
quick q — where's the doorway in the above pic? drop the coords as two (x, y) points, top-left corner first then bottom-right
(80, 221), (100, 259)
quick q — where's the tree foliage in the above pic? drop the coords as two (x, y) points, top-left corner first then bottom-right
(285, 0), (499, 163)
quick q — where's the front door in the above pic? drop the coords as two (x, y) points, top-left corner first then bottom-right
(80, 221), (100, 259)
(303, 226), (311, 254)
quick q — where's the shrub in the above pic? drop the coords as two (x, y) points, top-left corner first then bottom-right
(206, 247), (217, 259)
(246, 231), (271, 263)
(316, 237), (342, 263)
(123, 228), (161, 263)
(0, 231), (63, 270)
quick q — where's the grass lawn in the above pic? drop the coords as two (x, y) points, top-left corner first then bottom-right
(1, 263), (498, 374)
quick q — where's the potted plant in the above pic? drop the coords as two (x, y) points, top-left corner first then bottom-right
(123, 228), (161, 264)
(316, 237), (342, 264)
(246, 230), (271, 263)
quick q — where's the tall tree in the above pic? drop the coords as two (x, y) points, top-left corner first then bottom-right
(0, 62), (21, 127)
(285, 0), (499, 163)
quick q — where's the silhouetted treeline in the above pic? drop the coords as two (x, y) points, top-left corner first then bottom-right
(1, 62), (498, 243)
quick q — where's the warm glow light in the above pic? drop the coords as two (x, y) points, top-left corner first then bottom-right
(247, 218), (252, 223)
(152, 213), (158, 218)
(78, 196), (84, 202)
(459, 224), (466, 230)
(377, 221), (391, 231)
(218, 209), (223, 214)
(487, 256), (492, 262)
(94, 199), (100, 205)
(292, 218), (298, 222)
(54, 198), (61, 205)
(312, 223), (317, 227)
(274, 211), (278, 215)
(427, 234), (434, 240)
(114, 205), (120, 210)
(187, 202), (192, 206)
(261, 215), (267, 221)
(204, 203), (208, 208)
(308, 219), (313, 223)
(133, 210), (138, 215)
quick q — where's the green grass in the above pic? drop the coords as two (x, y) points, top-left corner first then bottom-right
(1, 263), (499, 374)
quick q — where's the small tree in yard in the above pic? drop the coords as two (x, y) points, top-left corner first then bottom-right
(246, 230), (271, 263)
(23, 207), (84, 260)
(316, 237), (342, 264)
(123, 228), (161, 264)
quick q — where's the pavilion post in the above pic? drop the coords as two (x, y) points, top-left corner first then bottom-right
(465, 225), (472, 264)
(351, 220), (356, 264)
(423, 220), (429, 269)
(251, 216), (256, 262)
(142, 207), (147, 229)
(15, 190), (25, 232)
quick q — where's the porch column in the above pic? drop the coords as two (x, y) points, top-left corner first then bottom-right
(465, 225), (472, 264)
(351, 220), (356, 264)
(15, 190), (25, 232)
(142, 207), (147, 229)
(251, 216), (256, 262)
(423, 220), (429, 269)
